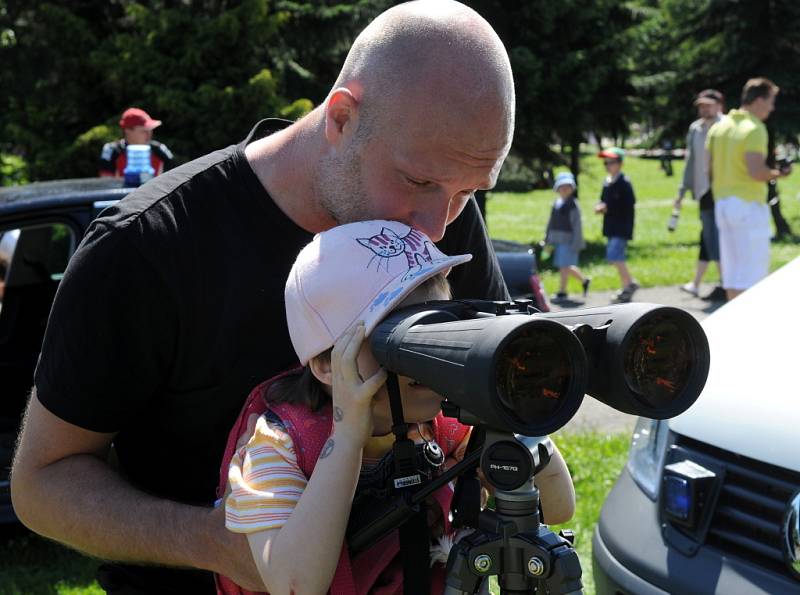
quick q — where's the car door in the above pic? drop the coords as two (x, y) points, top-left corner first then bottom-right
(0, 199), (116, 522)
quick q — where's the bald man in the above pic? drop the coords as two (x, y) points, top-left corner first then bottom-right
(10, 2), (514, 592)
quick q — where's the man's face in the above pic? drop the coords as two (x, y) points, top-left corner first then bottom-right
(751, 91), (777, 121)
(696, 101), (721, 120)
(316, 105), (510, 242)
(124, 126), (153, 145)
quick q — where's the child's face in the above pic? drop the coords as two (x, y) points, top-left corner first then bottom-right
(556, 184), (574, 199)
(362, 285), (449, 435)
(604, 159), (622, 176)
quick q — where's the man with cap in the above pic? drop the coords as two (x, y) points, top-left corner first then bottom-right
(98, 107), (174, 178)
(674, 89), (726, 301)
(11, 1), (514, 593)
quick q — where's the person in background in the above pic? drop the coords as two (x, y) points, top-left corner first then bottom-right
(98, 107), (174, 178)
(545, 171), (590, 301)
(707, 77), (792, 301)
(594, 148), (639, 303)
(675, 89), (726, 302)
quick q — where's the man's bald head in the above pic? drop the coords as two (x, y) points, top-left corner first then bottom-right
(310, 1), (514, 240)
(332, 0), (514, 141)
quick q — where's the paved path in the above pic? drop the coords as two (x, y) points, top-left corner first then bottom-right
(548, 283), (725, 436)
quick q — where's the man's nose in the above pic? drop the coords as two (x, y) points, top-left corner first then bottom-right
(408, 196), (452, 242)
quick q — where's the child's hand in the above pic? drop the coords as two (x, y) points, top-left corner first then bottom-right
(594, 202), (607, 214)
(330, 322), (388, 447)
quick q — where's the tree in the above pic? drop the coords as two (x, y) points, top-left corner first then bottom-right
(632, 0), (800, 235)
(0, 0), (308, 181)
(463, 1), (637, 182)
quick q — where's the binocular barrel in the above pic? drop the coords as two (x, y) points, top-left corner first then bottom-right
(370, 301), (710, 436)
(371, 306), (588, 436)
(535, 303), (710, 419)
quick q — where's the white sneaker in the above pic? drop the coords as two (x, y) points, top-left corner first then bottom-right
(680, 282), (699, 297)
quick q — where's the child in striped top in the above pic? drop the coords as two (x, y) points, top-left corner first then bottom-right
(222, 220), (575, 595)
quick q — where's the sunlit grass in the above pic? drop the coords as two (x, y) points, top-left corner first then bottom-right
(488, 153), (800, 294)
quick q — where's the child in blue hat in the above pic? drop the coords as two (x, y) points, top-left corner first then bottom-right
(545, 172), (590, 301)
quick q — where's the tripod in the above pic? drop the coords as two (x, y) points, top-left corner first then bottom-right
(443, 429), (583, 595)
(348, 419), (584, 594)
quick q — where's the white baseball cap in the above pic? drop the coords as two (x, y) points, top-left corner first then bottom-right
(285, 220), (472, 365)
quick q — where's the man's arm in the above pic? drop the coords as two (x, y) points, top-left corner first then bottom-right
(677, 127), (695, 203)
(745, 152), (788, 182)
(11, 392), (265, 590)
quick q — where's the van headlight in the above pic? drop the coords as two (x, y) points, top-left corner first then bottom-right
(627, 417), (669, 500)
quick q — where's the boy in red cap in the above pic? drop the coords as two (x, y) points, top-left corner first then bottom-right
(594, 148), (639, 302)
(98, 107), (174, 178)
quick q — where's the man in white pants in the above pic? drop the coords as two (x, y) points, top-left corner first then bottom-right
(707, 78), (792, 301)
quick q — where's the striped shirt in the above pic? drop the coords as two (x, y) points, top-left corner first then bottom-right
(225, 416), (467, 534)
(226, 415), (308, 533)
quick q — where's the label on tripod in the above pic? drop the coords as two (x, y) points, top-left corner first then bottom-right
(394, 474), (422, 488)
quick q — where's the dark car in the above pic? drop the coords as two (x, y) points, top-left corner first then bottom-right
(0, 178), (543, 523)
(0, 178), (130, 522)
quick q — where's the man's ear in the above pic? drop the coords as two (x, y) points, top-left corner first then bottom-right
(308, 355), (333, 387)
(324, 87), (360, 148)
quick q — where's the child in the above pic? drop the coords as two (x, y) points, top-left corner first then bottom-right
(545, 171), (590, 301)
(221, 220), (575, 595)
(594, 148), (639, 303)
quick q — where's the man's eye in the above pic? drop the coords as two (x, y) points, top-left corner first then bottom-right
(406, 177), (431, 187)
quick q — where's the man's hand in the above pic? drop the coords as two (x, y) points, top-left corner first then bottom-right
(207, 501), (266, 590)
(11, 392), (266, 589)
(594, 202), (607, 214)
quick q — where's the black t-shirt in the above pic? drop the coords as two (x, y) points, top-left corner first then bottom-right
(34, 119), (507, 591)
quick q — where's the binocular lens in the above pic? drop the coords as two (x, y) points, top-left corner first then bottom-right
(496, 329), (572, 426)
(624, 314), (692, 408)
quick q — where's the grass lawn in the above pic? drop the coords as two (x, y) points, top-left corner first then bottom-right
(2, 432), (630, 595)
(487, 152), (800, 295)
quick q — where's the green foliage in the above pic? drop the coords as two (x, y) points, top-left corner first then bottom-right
(631, 0), (800, 145)
(0, 0), (309, 180)
(467, 0), (637, 172)
(0, 153), (28, 186)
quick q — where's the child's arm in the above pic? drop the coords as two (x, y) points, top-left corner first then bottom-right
(243, 324), (386, 595)
(534, 442), (575, 525)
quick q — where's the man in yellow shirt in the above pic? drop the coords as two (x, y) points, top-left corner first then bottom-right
(707, 77), (792, 300)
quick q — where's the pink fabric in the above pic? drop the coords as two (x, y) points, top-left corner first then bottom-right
(216, 372), (469, 595)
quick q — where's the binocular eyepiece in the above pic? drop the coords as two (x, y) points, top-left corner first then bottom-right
(370, 300), (710, 436)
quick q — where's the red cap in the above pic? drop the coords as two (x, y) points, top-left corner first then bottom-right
(119, 107), (162, 130)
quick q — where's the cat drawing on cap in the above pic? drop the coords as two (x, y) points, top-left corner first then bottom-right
(357, 227), (438, 280)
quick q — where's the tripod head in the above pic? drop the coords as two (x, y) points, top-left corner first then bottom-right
(445, 428), (583, 595)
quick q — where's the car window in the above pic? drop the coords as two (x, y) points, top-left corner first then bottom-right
(0, 223), (76, 314)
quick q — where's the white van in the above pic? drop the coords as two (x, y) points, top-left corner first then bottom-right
(592, 257), (800, 594)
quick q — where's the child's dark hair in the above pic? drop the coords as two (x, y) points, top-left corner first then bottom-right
(267, 273), (451, 410)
